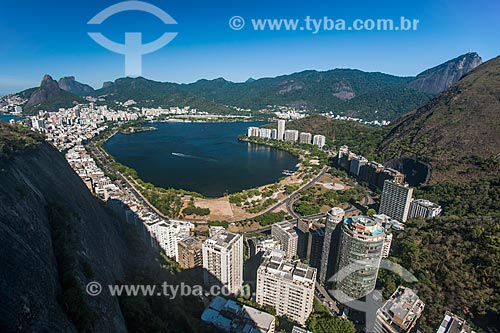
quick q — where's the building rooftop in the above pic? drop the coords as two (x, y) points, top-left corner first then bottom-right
(272, 221), (299, 238)
(379, 286), (425, 332)
(412, 198), (441, 209)
(344, 215), (385, 238)
(436, 311), (476, 333)
(205, 229), (240, 249)
(260, 250), (316, 283)
(201, 296), (274, 333)
(179, 236), (202, 249)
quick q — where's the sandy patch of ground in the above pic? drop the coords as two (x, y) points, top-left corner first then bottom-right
(194, 197), (233, 219)
(317, 182), (345, 190)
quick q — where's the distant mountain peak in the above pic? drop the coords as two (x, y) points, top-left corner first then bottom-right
(58, 76), (95, 96)
(23, 74), (83, 114)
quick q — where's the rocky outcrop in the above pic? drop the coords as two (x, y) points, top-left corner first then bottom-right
(0, 143), (129, 332)
(25, 75), (62, 108)
(332, 81), (355, 100)
(24, 75), (82, 113)
(58, 76), (95, 96)
(408, 52), (482, 94)
(0, 133), (201, 332)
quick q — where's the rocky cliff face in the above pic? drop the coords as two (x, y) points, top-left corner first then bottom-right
(23, 75), (82, 114)
(58, 76), (95, 96)
(408, 52), (482, 94)
(25, 75), (62, 108)
(0, 132), (200, 332)
(0, 142), (130, 332)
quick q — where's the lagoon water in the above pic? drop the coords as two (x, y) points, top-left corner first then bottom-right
(104, 122), (298, 197)
(0, 114), (22, 122)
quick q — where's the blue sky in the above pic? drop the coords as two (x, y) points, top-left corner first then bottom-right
(0, 0), (499, 95)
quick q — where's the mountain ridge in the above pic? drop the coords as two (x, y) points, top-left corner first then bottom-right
(379, 55), (500, 182)
(15, 53), (481, 121)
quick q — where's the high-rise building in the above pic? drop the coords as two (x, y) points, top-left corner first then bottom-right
(338, 145), (356, 171)
(381, 233), (393, 258)
(284, 129), (299, 142)
(374, 286), (425, 333)
(379, 180), (414, 223)
(201, 296), (276, 333)
(299, 132), (312, 144)
(202, 229), (243, 295)
(350, 155), (368, 177)
(377, 168), (405, 190)
(148, 221), (188, 260)
(312, 135), (326, 148)
(436, 311), (476, 333)
(259, 128), (272, 139)
(271, 221), (298, 260)
(334, 215), (385, 300)
(307, 226), (325, 275)
(408, 199), (442, 219)
(320, 207), (345, 284)
(247, 126), (260, 137)
(178, 236), (203, 269)
(277, 120), (286, 140)
(256, 250), (316, 326)
(271, 128), (278, 140)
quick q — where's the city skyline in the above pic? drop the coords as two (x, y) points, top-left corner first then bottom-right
(1, 0), (500, 95)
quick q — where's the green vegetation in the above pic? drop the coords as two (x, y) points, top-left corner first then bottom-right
(242, 134), (329, 167)
(183, 69), (433, 121)
(160, 253), (183, 274)
(94, 77), (235, 115)
(378, 56), (500, 182)
(255, 211), (286, 226)
(415, 178), (500, 217)
(270, 115), (389, 160)
(382, 216), (500, 333)
(0, 122), (44, 160)
(208, 220), (229, 228)
(182, 204), (210, 216)
(293, 186), (365, 216)
(307, 300), (356, 333)
(378, 178), (500, 332)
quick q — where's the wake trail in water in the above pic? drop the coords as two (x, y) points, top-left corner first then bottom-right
(172, 152), (217, 162)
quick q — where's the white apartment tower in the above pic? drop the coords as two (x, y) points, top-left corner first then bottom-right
(284, 129), (299, 142)
(202, 229), (244, 295)
(271, 221), (298, 260)
(299, 132), (312, 144)
(277, 120), (286, 140)
(312, 134), (326, 148)
(408, 199), (442, 219)
(379, 180), (414, 223)
(256, 250), (316, 326)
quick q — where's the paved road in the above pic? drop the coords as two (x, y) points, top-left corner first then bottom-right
(260, 165), (330, 220)
(240, 212), (327, 236)
(88, 143), (170, 219)
(315, 282), (341, 315)
(236, 166), (330, 223)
